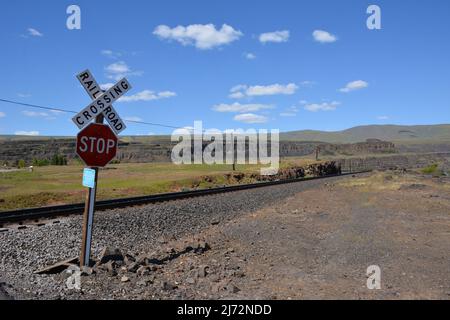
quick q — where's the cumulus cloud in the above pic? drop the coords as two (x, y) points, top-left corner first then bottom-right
(259, 30), (289, 43)
(118, 90), (176, 102)
(15, 131), (39, 136)
(339, 80), (369, 93)
(105, 61), (129, 74)
(105, 61), (143, 81)
(153, 24), (243, 49)
(28, 28), (43, 37)
(304, 101), (340, 112)
(229, 83), (298, 99)
(312, 30), (337, 43)
(233, 113), (268, 124)
(228, 91), (245, 99)
(212, 102), (274, 113)
(247, 83), (298, 96)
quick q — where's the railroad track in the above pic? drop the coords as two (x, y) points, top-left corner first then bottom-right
(0, 171), (369, 225)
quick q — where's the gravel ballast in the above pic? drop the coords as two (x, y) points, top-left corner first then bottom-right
(0, 175), (352, 299)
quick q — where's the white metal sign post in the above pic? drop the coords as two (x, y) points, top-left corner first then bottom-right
(73, 69), (130, 268)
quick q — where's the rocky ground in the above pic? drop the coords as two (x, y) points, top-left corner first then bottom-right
(0, 171), (449, 300)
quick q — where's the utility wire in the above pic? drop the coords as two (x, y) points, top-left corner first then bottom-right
(0, 98), (76, 114)
(0, 98), (197, 132)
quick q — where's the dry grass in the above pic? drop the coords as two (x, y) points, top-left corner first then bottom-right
(0, 159), (306, 210)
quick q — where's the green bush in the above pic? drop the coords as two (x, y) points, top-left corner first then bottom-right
(421, 164), (439, 175)
(32, 158), (50, 166)
(17, 159), (26, 168)
(50, 154), (68, 166)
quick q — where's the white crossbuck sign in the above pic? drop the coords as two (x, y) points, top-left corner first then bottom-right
(72, 70), (131, 135)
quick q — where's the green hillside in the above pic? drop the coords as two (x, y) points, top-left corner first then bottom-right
(280, 124), (450, 143)
(2, 124), (450, 144)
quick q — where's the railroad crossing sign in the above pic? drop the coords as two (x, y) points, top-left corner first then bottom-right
(72, 69), (130, 135)
(72, 69), (132, 268)
(76, 123), (118, 167)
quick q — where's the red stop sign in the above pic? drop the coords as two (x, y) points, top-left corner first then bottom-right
(76, 123), (118, 167)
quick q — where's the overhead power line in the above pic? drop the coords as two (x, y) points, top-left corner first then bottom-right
(0, 98), (195, 132)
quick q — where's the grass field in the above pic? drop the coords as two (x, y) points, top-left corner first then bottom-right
(0, 159), (315, 211)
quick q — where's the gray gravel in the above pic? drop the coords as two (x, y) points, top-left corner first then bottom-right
(0, 175), (350, 299)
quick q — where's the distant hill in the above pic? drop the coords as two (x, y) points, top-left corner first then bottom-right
(280, 124), (450, 143)
(2, 124), (450, 144)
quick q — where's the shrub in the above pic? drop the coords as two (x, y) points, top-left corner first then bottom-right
(32, 158), (50, 166)
(17, 159), (26, 168)
(51, 154), (68, 166)
(421, 164), (439, 175)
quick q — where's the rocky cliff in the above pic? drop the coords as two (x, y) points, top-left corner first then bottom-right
(0, 138), (397, 165)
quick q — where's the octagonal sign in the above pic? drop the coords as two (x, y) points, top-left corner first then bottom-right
(76, 123), (118, 167)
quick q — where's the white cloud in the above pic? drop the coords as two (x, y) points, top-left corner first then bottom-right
(22, 110), (49, 117)
(101, 49), (122, 59)
(312, 30), (337, 43)
(280, 105), (299, 117)
(15, 131), (39, 136)
(28, 28), (43, 37)
(247, 83), (298, 96)
(280, 112), (296, 117)
(105, 61), (129, 74)
(304, 101), (340, 112)
(17, 93), (31, 98)
(123, 116), (143, 122)
(299, 100), (308, 105)
(153, 24), (243, 50)
(100, 83), (115, 90)
(228, 85), (247, 99)
(105, 61), (143, 81)
(0, 112), (5, 118)
(229, 83), (298, 99)
(21, 110), (60, 120)
(229, 91), (245, 99)
(118, 90), (176, 102)
(339, 80), (369, 93)
(230, 84), (247, 92)
(212, 102), (274, 113)
(377, 116), (389, 120)
(259, 30), (289, 43)
(233, 113), (268, 124)
(158, 91), (177, 98)
(244, 52), (256, 59)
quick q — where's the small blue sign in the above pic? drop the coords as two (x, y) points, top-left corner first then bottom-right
(82, 168), (96, 188)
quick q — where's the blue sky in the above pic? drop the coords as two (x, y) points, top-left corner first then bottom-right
(0, 0), (449, 136)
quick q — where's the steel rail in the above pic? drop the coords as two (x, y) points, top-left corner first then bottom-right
(0, 171), (369, 224)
